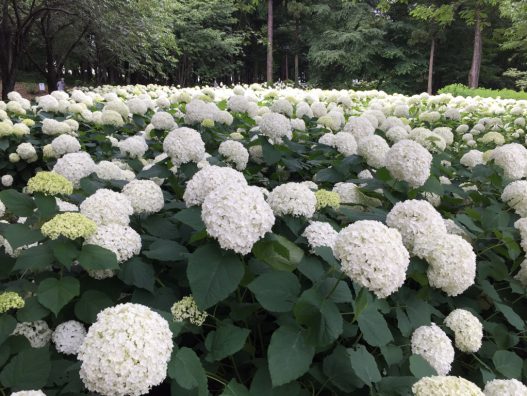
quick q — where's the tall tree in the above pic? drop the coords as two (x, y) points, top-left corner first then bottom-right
(266, 0), (273, 84)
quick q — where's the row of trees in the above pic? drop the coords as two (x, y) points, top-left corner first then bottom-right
(1, 0), (527, 98)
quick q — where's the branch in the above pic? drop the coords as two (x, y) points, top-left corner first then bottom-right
(23, 47), (46, 75)
(58, 23), (90, 67)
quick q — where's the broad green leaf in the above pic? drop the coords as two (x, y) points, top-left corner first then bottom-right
(1, 223), (44, 250)
(168, 347), (207, 395)
(252, 234), (304, 272)
(205, 323), (250, 361)
(495, 302), (525, 331)
(348, 345), (381, 386)
(315, 278), (353, 303)
(352, 287), (369, 322)
(0, 347), (51, 390)
(173, 207), (205, 230)
(248, 271), (301, 312)
(409, 355), (437, 378)
(221, 380), (250, 396)
(51, 238), (80, 268)
(0, 315), (16, 346)
(78, 244), (119, 271)
(33, 193), (57, 219)
(493, 350), (523, 378)
(357, 306), (393, 347)
(13, 243), (54, 271)
(16, 298), (49, 322)
(377, 377), (416, 396)
(0, 189), (36, 216)
(381, 345), (404, 367)
(118, 257), (155, 292)
(143, 238), (188, 261)
(249, 366), (303, 396)
(74, 290), (114, 323)
(187, 243), (244, 309)
(37, 277), (80, 316)
(268, 326), (315, 387)
(322, 345), (363, 392)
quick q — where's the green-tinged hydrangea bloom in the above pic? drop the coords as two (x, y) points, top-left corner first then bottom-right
(171, 296), (208, 326)
(27, 171), (73, 196)
(41, 213), (96, 240)
(315, 189), (341, 210)
(478, 131), (505, 146)
(201, 118), (215, 128)
(0, 291), (25, 313)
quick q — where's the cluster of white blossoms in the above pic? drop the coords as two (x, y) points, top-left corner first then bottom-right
(343, 116), (375, 140)
(53, 152), (96, 187)
(501, 180), (527, 217)
(52, 320), (87, 355)
(122, 179), (164, 214)
(151, 111), (176, 130)
(16, 142), (37, 161)
(85, 223), (141, 263)
(42, 118), (74, 135)
(10, 391), (47, 396)
(80, 188), (133, 226)
(489, 143), (527, 180)
(411, 323), (455, 376)
(460, 150), (485, 169)
(202, 182), (275, 254)
(12, 320), (52, 348)
(357, 135), (390, 168)
(302, 221), (338, 252)
(385, 140), (432, 187)
(218, 140), (249, 170)
(78, 303), (173, 396)
(412, 376), (484, 396)
(118, 136), (148, 158)
(444, 309), (483, 353)
(95, 160), (135, 181)
(333, 220), (409, 298)
(51, 134), (81, 156)
(333, 132), (358, 156)
(258, 112), (292, 143)
(171, 296), (208, 326)
(163, 127), (206, 165)
(483, 379), (527, 396)
(267, 182), (317, 218)
(183, 165), (247, 206)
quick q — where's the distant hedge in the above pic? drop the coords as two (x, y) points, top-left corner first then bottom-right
(438, 83), (527, 100)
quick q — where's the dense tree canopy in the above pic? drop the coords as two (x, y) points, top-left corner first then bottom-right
(2, 0), (527, 97)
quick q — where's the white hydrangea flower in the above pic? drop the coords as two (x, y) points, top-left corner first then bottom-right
(267, 182), (317, 218)
(343, 116), (375, 140)
(56, 198), (78, 212)
(502, 180), (527, 217)
(333, 220), (409, 298)
(151, 111), (176, 130)
(385, 140), (432, 187)
(118, 135), (148, 158)
(85, 223), (141, 263)
(484, 379), (527, 396)
(202, 182), (275, 254)
(218, 140), (249, 171)
(80, 189), (133, 226)
(96, 161), (135, 181)
(1, 174), (13, 187)
(78, 303), (173, 396)
(100, 109), (124, 127)
(12, 321), (52, 348)
(489, 143), (527, 180)
(514, 259), (527, 286)
(258, 112), (292, 143)
(386, 126), (410, 142)
(183, 165), (247, 207)
(386, 200), (446, 252)
(411, 323), (455, 375)
(52, 320), (86, 355)
(122, 179), (164, 214)
(171, 296), (208, 326)
(302, 221), (338, 252)
(126, 97), (148, 115)
(271, 98), (293, 117)
(10, 391), (47, 396)
(460, 150), (485, 168)
(163, 127), (206, 165)
(413, 376), (484, 396)
(16, 142), (37, 160)
(51, 134), (81, 156)
(357, 135), (390, 168)
(37, 94), (60, 112)
(333, 132), (358, 156)
(42, 118), (72, 135)
(432, 127), (454, 145)
(318, 133), (335, 146)
(52, 152), (96, 187)
(444, 309), (483, 353)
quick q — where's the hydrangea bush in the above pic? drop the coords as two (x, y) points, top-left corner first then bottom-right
(0, 85), (526, 395)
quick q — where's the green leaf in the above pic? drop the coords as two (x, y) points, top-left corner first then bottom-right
(1, 223), (44, 250)
(293, 288), (343, 347)
(495, 302), (525, 331)
(315, 278), (353, 303)
(0, 347), (51, 391)
(118, 257), (155, 292)
(252, 234), (304, 272)
(33, 193), (57, 219)
(322, 345), (363, 392)
(377, 377), (416, 396)
(16, 298), (49, 322)
(74, 290), (114, 323)
(493, 350), (523, 378)
(168, 347), (207, 395)
(173, 207), (205, 230)
(78, 244), (119, 271)
(0, 189), (36, 216)
(221, 380), (250, 396)
(349, 345), (381, 386)
(143, 238), (188, 261)
(248, 271), (301, 312)
(205, 323), (250, 361)
(260, 137), (282, 165)
(51, 238), (80, 268)
(409, 355), (437, 378)
(357, 306), (393, 347)
(352, 287), (369, 322)
(187, 243), (245, 309)
(405, 298), (432, 329)
(268, 326), (315, 387)
(37, 277), (80, 316)
(0, 315), (16, 346)
(13, 243), (54, 271)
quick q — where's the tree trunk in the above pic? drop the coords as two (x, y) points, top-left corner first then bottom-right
(285, 52), (289, 81)
(294, 19), (299, 86)
(266, 0), (273, 84)
(427, 38), (435, 95)
(468, 10), (482, 89)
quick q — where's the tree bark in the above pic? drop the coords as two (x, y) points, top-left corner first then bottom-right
(468, 10), (482, 89)
(294, 19), (299, 86)
(427, 38), (435, 95)
(266, 0), (273, 84)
